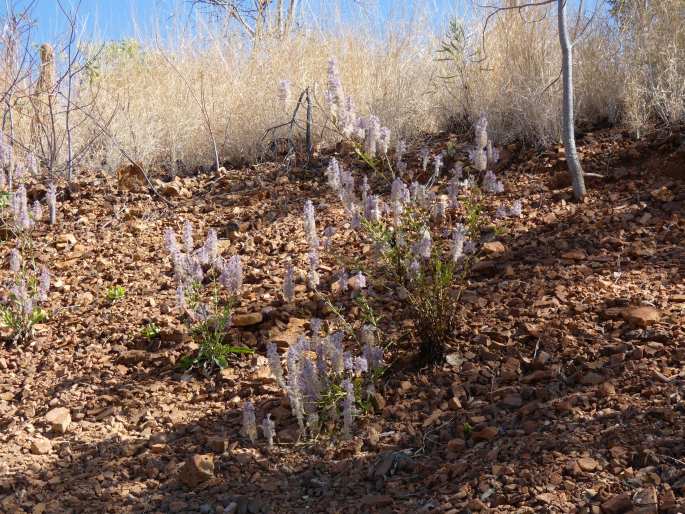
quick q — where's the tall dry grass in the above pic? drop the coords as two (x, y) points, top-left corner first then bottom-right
(435, 5), (626, 145)
(617, 0), (685, 136)
(83, 16), (441, 172)
(2, 1), (683, 175)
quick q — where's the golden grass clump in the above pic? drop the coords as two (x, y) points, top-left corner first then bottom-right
(617, 0), (685, 135)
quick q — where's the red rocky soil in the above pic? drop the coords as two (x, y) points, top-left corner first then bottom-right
(0, 127), (683, 513)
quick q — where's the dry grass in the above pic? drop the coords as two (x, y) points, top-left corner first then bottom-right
(435, 5), (627, 145)
(83, 18), (441, 172)
(617, 0), (685, 135)
(2, 2), (683, 174)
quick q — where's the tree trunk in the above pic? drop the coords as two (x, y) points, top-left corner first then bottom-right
(275, 0), (283, 37)
(557, 0), (586, 201)
(306, 87), (313, 162)
(284, 0), (298, 37)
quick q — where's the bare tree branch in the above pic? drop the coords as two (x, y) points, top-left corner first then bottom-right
(191, 0), (299, 39)
(474, 0), (556, 63)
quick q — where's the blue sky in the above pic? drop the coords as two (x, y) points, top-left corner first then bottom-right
(4, 0), (602, 45)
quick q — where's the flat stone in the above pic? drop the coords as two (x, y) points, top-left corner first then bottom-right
(577, 457), (599, 472)
(30, 438), (52, 455)
(501, 394), (523, 408)
(45, 407), (71, 434)
(160, 328), (186, 343)
(422, 409), (444, 428)
(270, 317), (307, 348)
(206, 437), (229, 453)
(116, 163), (146, 192)
(533, 351), (552, 369)
(56, 233), (77, 246)
(472, 426), (498, 442)
(598, 382), (616, 397)
(149, 443), (166, 454)
(447, 438), (466, 452)
(601, 493), (632, 514)
(633, 487), (657, 508)
(467, 498), (487, 511)
(522, 369), (552, 384)
(361, 495), (393, 507)
(448, 397), (462, 410)
(118, 350), (148, 365)
(482, 241), (506, 255)
(232, 313), (263, 327)
(622, 306), (660, 328)
(650, 186), (674, 202)
(580, 372), (605, 386)
(562, 249), (587, 260)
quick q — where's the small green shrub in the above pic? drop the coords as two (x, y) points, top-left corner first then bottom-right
(179, 305), (254, 370)
(106, 285), (126, 302)
(140, 322), (161, 339)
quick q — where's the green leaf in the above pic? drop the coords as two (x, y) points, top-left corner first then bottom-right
(178, 355), (197, 370)
(214, 355), (229, 369)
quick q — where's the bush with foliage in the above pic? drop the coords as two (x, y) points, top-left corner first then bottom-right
(241, 317), (384, 444)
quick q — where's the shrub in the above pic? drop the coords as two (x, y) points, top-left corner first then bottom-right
(312, 59), (514, 362)
(141, 322), (161, 339)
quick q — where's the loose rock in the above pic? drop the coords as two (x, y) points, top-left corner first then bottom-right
(232, 313), (263, 327)
(45, 407), (71, 434)
(622, 306), (661, 328)
(30, 438), (52, 455)
(179, 454), (215, 488)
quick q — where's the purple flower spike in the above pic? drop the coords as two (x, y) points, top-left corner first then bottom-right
(219, 255), (243, 295)
(38, 266), (50, 302)
(283, 261), (295, 303)
(341, 379), (355, 437)
(261, 413), (276, 448)
(182, 221), (194, 254)
(242, 401), (258, 443)
(9, 248), (21, 274)
(267, 342), (286, 389)
(303, 199), (319, 250)
(278, 79), (292, 109)
(415, 228), (432, 260)
(47, 183), (57, 225)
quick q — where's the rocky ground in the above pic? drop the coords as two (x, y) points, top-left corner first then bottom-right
(0, 127), (683, 514)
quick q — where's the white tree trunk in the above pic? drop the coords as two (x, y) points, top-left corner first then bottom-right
(558, 0), (586, 200)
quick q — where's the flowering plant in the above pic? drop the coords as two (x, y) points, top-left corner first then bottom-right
(1, 248), (50, 343)
(0, 138), (56, 237)
(321, 58), (395, 177)
(266, 317), (385, 440)
(276, 59), (395, 177)
(322, 113), (516, 362)
(164, 221), (253, 370)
